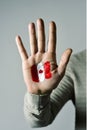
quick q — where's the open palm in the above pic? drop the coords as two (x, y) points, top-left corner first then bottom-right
(16, 19), (72, 94)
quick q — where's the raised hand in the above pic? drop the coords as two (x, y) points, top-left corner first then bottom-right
(15, 19), (72, 94)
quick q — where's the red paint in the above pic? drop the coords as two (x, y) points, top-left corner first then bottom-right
(31, 65), (39, 82)
(44, 61), (52, 79)
(39, 69), (43, 73)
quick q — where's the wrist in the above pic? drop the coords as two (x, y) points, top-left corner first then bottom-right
(27, 87), (52, 95)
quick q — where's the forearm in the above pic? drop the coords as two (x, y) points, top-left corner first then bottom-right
(24, 92), (54, 127)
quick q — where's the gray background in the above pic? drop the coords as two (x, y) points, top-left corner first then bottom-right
(0, 0), (86, 130)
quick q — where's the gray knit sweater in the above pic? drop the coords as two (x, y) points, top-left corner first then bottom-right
(24, 50), (86, 130)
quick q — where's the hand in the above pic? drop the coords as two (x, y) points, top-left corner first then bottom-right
(15, 18), (72, 94)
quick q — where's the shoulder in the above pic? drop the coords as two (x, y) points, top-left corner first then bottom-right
(66, 49), (86, 75)
(72, 49), (86, 61)
(68, 50), (86, 68)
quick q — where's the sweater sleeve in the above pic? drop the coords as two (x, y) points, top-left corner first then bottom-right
(24, 60), (74, 128)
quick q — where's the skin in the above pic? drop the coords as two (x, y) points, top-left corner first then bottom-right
(15, 18), (72, 94)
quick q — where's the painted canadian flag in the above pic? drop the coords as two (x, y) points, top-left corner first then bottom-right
(31, 61), (52, 82)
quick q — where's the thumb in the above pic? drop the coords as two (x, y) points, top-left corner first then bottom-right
(58, 48), (72, 76)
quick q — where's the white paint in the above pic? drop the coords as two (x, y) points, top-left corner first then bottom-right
(37, 62), (45, 82)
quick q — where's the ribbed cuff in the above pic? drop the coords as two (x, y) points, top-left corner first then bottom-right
(25, 92), (50, 110)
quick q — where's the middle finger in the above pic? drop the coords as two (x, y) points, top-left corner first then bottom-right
(37, 19), (45, 53)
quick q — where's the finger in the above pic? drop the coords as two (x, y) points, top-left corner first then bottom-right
(58, 49), (72, 75)
(28, 23), (38, 55)
(48, 21), (56, 53)
(37, 18), (45, 52)
(15, 36), (28, 61)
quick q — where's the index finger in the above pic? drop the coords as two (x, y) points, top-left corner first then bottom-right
(48, 21), (56, 53)
(15, 36), (28, 61)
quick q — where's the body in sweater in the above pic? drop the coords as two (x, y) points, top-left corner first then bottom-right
(24, 50), (86, 130)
